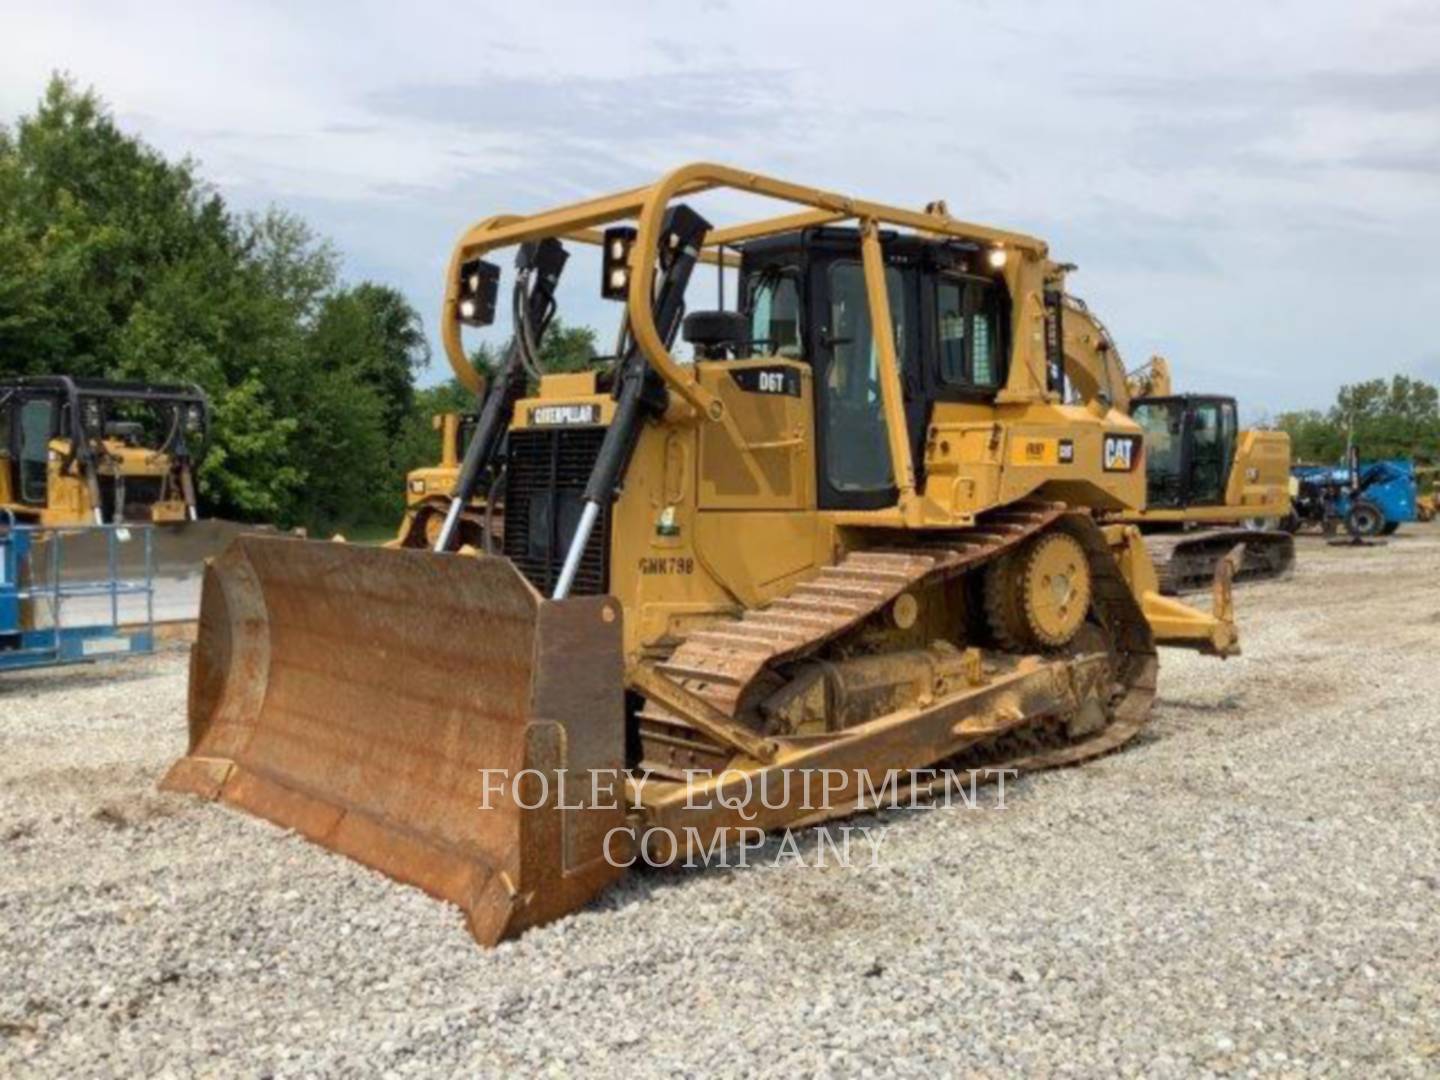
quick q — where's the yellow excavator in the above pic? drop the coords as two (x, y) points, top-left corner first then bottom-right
(1058, 303), (1295, 593)
(164, 164), (1241, 948)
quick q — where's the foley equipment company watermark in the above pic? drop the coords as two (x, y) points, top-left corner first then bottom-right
(477, 766), (1017, 869)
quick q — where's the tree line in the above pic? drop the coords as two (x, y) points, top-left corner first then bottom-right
(1271, 375), (1439, 468)
(0, 76), (600, 533)
(8, 78), (1433, 526)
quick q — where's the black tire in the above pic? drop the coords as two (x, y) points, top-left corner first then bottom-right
(1279, 513), (1302, 534)
(1346, 500), (1385, 538)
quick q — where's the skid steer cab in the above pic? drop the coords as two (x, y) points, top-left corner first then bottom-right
(165, 164), (1241, 948)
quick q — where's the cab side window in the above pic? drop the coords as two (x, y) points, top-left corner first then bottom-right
(935, 275), (1006, 392)
(748, 271), (802, 358)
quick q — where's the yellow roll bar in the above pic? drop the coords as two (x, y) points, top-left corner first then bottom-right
(441, 162), (1048, 447)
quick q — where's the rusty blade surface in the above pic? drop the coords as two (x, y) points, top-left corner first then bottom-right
(161, 535), (628, 946)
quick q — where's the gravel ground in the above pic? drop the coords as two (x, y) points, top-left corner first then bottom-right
(2, 530), (1438, 1077)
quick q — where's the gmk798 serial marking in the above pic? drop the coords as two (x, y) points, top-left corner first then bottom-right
(639, 556), (696, 575)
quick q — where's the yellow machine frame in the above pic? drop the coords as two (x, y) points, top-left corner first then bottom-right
(439, 163), (1229, 655)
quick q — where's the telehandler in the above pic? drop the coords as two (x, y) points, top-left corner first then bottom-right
(1057, 309), (1295, 593)
(164, 165), (1239, 947)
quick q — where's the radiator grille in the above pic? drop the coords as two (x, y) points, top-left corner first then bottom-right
(503, 427), (611, 596)
(99, 475), (165, 520)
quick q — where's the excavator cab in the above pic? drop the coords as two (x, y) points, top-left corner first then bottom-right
(1131, 394), (1239, 509)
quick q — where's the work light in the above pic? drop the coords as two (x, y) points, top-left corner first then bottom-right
(601, 226), (636, 301)
(456, 258), (499, 326)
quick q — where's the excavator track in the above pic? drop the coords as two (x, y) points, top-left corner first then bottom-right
(638, 501), (1158, 782)
(1143, 528), (1294, 595)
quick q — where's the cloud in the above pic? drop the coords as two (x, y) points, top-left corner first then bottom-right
(367, 68), (797, 141)
(2, 0), (1437, 410)
(1090, 64), (1440, 114)
(1343, 143), (1440, 175)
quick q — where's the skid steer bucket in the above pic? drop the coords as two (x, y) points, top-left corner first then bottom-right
(161, 535), (628, 946)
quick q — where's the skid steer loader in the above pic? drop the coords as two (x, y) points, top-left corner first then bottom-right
(1057, 312), (1295, 594)
(163, 165), (1239, 947)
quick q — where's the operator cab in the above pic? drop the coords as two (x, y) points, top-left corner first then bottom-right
(726, 228), (1011, 511)
(1130, 394), (1238, 508)
(0, 389), (59, 508)
(1, 378), (209, 524)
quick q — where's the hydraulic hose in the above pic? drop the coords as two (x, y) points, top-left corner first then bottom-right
(433, 239), (567, 553)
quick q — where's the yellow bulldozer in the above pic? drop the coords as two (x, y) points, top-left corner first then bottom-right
(1059, 308), (1295, 593)
(164, 164), (1241, 947)
(0, 376), (260, 579)
(1, 376), (205, 525)
(395, 410), (492, 549)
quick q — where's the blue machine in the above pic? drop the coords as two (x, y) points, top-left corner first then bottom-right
(1288, 458), (1419, 537)
(0, 514), (156, 671)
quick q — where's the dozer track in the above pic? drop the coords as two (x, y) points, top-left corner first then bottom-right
(1143, 528), (1294, 595)
(638, 500), (1158, 784)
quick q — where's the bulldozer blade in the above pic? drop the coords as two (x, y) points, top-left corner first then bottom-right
(160, 535), (628, 946)
(31, 519), (274, 583)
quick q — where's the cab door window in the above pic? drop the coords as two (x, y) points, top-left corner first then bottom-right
(18, 398), (55, 504)
(821, 261), (906, 497)
(1188, 399), (1236, 505)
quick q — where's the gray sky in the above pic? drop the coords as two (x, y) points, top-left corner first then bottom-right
(4, 0), (1438, 415)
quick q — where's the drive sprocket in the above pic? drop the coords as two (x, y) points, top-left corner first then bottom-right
(985, 529), (1092, 651)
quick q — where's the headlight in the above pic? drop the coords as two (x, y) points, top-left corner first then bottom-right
(601, 226), (636, 301)
(456, 258), (499, 326)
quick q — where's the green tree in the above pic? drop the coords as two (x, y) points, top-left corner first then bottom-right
(465, 318), (599, 382)
(1275, 376), (1440, 464)
(0, 75), (445, 532)
(538, 319), (599, 373)
(308, 282), (430, 439)
(1273, 409), (1345, 464)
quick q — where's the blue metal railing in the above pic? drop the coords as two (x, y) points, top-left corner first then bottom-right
(0, 518), (156, 671)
